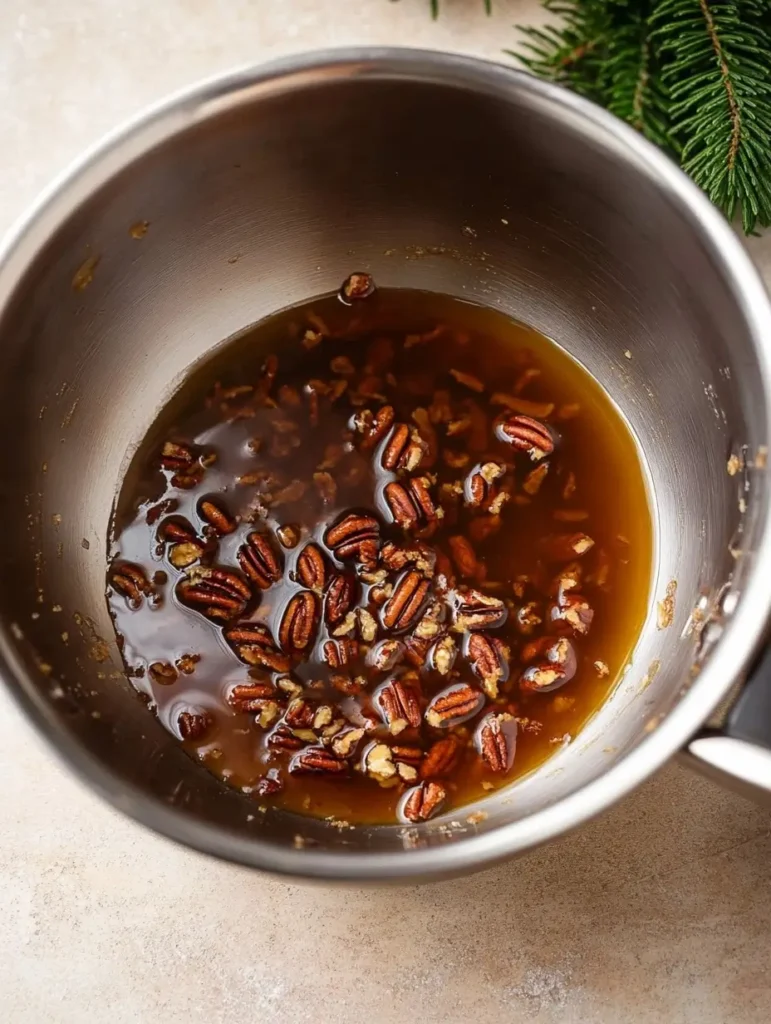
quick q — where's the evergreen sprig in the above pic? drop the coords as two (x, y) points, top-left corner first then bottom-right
(511, 0), (771, 232)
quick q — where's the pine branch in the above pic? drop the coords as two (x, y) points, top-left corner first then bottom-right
(653, 0), (771, 232)
(600, 1), (677, 152)
(510, 0), (771, 233)
(509, 1), (612, 102)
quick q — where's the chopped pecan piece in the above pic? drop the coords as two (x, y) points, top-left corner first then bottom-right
(340, 271), (376, 303)
(425, 683), (485, 728)
(255, 769), (284, 796)
(520, 636), (577, 692)
(377, 677), (422, 734)
(324, 573), (357, 626)
(467, 633), (510, 698)
(177, 708), (212, 741)
(476, 713), (517, 773)
(278, 591), (319, 652)
(224, 623), (291, 671)
(367, 638), (405, 672)
(402, 781), (446, 822)
(177, 567), (250, 621)
(364, 742), (398, 783)
(516, 601), (543, 635)
(297, 543), (327, 591)
(548, 593), (594, 637)
(540, 533), (595, 562)
(160, 440), (197, 472)
(421, 735), (461, 779)
(332, 727), (365, 758)
(289, 747), (349, 775)
(449, 368), (484, 392)
(380, 540), (436, 575)
(237, 532), (282, 588)
(429, 634), (457, 676)
(381, 570), (431, 633)
(325, 512), (380, 565)
(148, 661), (177, 686)
(496, 414), (555, 460)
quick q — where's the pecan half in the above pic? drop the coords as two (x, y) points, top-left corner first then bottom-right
(496, 414), (555, 460)
(385, 478), (438, 531)
(381, 570), (431, 633)
(268, 725), (305, 752)
(237, 532), (282, 588)
(448, 535), (481, 579)
(324, 573), (357, 625)
(467, 633), (510, 698)
(224, 623), (291, 671)
(476, 713), (518, 773)
(177, 708), (212, 741)
(110, 561), (152, 607)
(357, 405), (395, 449)
(464, 462), (505, 508)
(323, 637), (358, 669)
(297, 543), (326, 591)
(289, 747), (349, 775)
(425, 683), (485, 728)
(452, 588), (508, 632)
(382, 423), (426, 472)
(325, 512), (380, 564)
(421, 735), (461, 779)
(199, 498), (237, 535)
(402, 781), (446, 822)
(227, 681), (277, 713)
(278, 591), (319, 652)
(520, 636), (578, 692)
(377, 677), (422, 734)
(177, 566), (251, 621)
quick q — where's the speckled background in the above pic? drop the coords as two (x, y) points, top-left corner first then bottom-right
(1, 3), (771, 1022)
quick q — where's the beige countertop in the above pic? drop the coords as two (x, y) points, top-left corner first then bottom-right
(1, 3), (770, 1022)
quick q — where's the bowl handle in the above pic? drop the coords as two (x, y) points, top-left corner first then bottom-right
(682, 644), (771, 802)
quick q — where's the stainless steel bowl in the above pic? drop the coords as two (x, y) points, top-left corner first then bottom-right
(1, 49), (770, 882)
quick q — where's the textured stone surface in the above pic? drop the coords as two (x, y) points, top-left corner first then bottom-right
(1, 3), (771, 1022)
